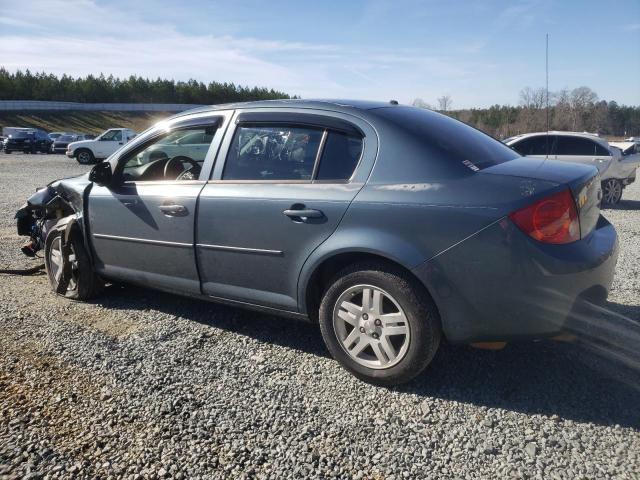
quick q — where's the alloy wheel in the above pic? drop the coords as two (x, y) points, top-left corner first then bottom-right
(603, 179), (622, 204)
(78, 151), (91, 164)
(333, 285), (411, 369)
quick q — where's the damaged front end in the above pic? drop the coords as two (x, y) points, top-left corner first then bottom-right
(15, 177), (91, 258)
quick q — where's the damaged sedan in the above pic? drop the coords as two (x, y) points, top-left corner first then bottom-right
(15, 100), (619, 385)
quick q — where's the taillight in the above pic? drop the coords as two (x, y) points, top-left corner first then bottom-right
(509, 189), (580, 244)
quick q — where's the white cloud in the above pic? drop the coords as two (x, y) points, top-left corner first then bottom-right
(0, 0), (496, 104)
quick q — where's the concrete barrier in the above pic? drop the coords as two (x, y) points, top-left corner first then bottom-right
(0, 101), (205, 112)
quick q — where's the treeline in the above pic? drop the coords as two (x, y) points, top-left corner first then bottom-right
(0, 69), (292, 104)
(415, 86), (640, 138)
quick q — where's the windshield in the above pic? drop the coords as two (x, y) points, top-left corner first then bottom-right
(58, 135), (76, 141)
(11, 132), (31, 139)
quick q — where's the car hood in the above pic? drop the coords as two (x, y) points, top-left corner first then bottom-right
(67, 139), (94, 150)
(24, 174), (91, 211)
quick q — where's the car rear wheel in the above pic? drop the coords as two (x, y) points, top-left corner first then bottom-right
(318, 262), (441, 386)
(76, 149), (95, 164)
(45, 229), (102, 300)
(602, 179), (623, 205)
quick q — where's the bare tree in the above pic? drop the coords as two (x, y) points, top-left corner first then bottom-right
(553, 88), (573, 130)
(437, 95), (452, 112)
(519, 86), (546, 109)
(569, 86), (598, 130)
(518, 87), (547, 131)
(412, 98), (432, 109)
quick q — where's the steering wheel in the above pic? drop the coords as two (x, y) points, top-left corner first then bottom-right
(163, 156), (201, 180)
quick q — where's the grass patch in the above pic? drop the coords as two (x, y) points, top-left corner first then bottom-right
(0, 111), (177, 135)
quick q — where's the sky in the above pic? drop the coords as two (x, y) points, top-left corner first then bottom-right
(0, 0), (639, 108)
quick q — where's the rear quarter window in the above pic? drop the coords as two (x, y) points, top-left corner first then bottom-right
(374, 106), (518, 173)
(315, 131), (363, 181)
(556, 136), (598, 156)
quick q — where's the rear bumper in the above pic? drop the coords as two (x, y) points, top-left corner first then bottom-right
(413, 215), (619, 344)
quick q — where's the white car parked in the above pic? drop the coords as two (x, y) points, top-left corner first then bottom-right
(504, 131), (639, 204)
(67, 128), (136, 164)
(131, 128), (214, 167)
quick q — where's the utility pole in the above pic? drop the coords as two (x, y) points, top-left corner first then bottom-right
(545, 33), (550, 157)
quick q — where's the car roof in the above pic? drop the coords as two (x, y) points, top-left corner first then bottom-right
(506, 131), (609, 146)
(171, 99), (397, 119)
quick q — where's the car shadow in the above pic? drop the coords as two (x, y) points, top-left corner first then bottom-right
(93, 285), (640, 429)
(603, 199), (640, 211)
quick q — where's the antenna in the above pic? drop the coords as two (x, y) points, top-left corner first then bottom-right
(545, 33), (550, 157)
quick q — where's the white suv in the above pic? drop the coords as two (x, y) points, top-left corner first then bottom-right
(67, 128), (136, 164)
(504, 131), (638, 204)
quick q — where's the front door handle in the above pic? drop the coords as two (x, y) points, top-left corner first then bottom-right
(159, 204), (187, 216)
(283, 208), (324, 219)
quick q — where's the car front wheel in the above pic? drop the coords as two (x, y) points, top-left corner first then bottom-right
(602, 179), (623, 205)
(319, 262), (441, 386)
(76, 149), (95, 164)
(45, 229), (102, 300)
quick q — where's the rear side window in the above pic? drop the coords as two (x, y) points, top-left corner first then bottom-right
(556, 137), (598, 156)
(223, 125), (323, 181)
(374, 106), (518, 173)
(315, 131), (363, 181)
(594, 143), (610, 156)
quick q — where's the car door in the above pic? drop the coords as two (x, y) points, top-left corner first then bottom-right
(88, 112), (231, 293)
(196, 109), (377, 312)
(95, 129), (124, 158)
(554, 136), (611, 175)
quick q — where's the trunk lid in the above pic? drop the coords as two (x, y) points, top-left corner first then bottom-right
(483, 157), (602, 238)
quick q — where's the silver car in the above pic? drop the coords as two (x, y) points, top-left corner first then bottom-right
(505, 131), (637, 204)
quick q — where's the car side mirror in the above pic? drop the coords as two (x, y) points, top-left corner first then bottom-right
(89, 162), (113, 186)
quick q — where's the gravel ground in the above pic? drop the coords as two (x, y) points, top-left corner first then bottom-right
(1, 153), (639, 479)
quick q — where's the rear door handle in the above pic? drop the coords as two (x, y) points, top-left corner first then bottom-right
(283, 208), (324, 219)
(159, 204), (187, 216)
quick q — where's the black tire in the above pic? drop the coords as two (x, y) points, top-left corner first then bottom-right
(76, 149), (95, 164)
(318, 261), (441, 386)
(44, 229), (102, 300)
(4, 150), (10, 154)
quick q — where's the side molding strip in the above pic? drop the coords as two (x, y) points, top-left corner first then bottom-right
(92, 233), (192, 248)
(196, 243), (283, 256)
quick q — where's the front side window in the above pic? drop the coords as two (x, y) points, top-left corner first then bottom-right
(101, 130), (122, 141)
(223, 125), (323, 181)
(512, 135), (554, 156)
(556, 137), (598, 156)
(121, 126), (216, 182)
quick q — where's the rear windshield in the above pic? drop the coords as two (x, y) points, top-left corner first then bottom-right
(374, 106), (519, 171)
(58, 135), (75, 141)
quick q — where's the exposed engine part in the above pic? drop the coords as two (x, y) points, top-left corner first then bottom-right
(15, 183), (78, 258)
